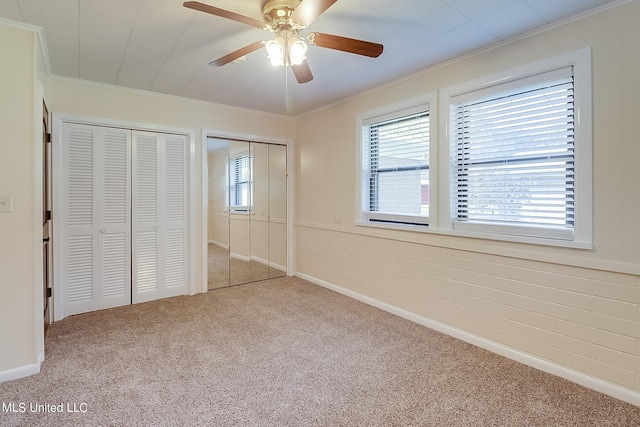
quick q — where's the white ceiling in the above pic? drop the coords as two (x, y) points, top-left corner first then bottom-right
(0, 0), (621, 115)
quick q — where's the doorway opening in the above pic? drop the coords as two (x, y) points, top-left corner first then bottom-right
(42, 100), (52, 333)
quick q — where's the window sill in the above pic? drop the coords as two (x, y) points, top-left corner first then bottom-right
(356, 220), (431, 234)
(355, 220), (592, 250)
(228, 209), (254, 215)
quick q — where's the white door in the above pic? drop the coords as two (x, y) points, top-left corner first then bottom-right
(59, 123), (131, 317)
(132, 131), (187, 303)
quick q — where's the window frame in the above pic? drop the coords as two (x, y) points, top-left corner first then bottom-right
(227, 153), (253, 214)
(440, 47), (592, 248)
(355, 49), (592, 249)
(357, 94), (437, 230)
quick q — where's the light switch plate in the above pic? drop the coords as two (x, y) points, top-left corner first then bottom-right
(0, 194), (13, 213)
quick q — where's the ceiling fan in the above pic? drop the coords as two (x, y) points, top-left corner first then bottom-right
(183, 0), (384, 84)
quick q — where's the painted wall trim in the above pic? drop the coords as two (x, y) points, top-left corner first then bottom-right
(296, 272), (640, 407)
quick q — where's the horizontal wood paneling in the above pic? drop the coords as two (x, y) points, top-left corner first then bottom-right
(296, 224), (640, 393)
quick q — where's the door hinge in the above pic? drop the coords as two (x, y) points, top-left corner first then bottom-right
(46, 210), (52, 221)
(45, 133), (52, 143)
(46, 287), (52, 298)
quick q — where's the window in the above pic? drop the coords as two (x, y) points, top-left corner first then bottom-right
(228, 154), (252, 212)
(447, 53), (591, 244)
(361, 106), (430, 226)
(357, 50), (590, 247)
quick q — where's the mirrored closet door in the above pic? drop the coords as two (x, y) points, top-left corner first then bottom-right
(207, 138), (287, 289)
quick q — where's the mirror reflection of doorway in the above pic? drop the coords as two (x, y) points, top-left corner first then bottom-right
(206, 137), (287, 289)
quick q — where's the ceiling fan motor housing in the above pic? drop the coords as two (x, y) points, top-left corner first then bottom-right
(262, 0), (304, 30)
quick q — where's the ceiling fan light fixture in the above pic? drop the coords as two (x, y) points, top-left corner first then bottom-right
(265, 33), (307, 67)
(266, 37), (286, 66)
(186, 0), (382, 83)
(288, 37), (308, 66)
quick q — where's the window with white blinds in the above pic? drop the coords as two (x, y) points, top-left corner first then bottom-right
(450, 67), (576, 240)
(361, 106), (430, 226)
(228, 154), (253, 212)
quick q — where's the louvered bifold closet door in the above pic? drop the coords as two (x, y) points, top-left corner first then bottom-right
(163, 134), (188, 297)
(132, 131), (187, 303)
(100, 128), (132, 309)
(61, 123), (131, 316)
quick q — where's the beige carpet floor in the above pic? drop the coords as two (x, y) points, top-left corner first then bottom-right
(1, 276), (639, 426)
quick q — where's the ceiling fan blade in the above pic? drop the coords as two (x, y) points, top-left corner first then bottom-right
(308, 32), (383, 58)
(292, 60), (313, 84)
(291, 0), (337, 27)
(209, 41), (265, 67)
(184, 1), (266, 29)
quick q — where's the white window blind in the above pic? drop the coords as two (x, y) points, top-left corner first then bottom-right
(228, 155), (252, 212)
(451, 67), (575, 239)
(362, 108), (430, 225)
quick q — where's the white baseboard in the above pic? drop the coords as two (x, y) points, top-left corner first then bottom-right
(229, 253), (276, 269)
(296, 272), (640, 407)
(0, 359), (41, 383)
(269, 261), (286, 273)
(208, 240), (229, 250)
(230, 253), (250, 262)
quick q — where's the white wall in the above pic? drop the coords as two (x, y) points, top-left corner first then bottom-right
(294, 2), (640, 403)
(0, 24), (39, 377)
(49, 77), (293, 139)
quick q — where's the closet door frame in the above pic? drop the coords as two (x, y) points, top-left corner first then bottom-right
(52, 114), (197, 321)
(201, 129), (294, 293)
